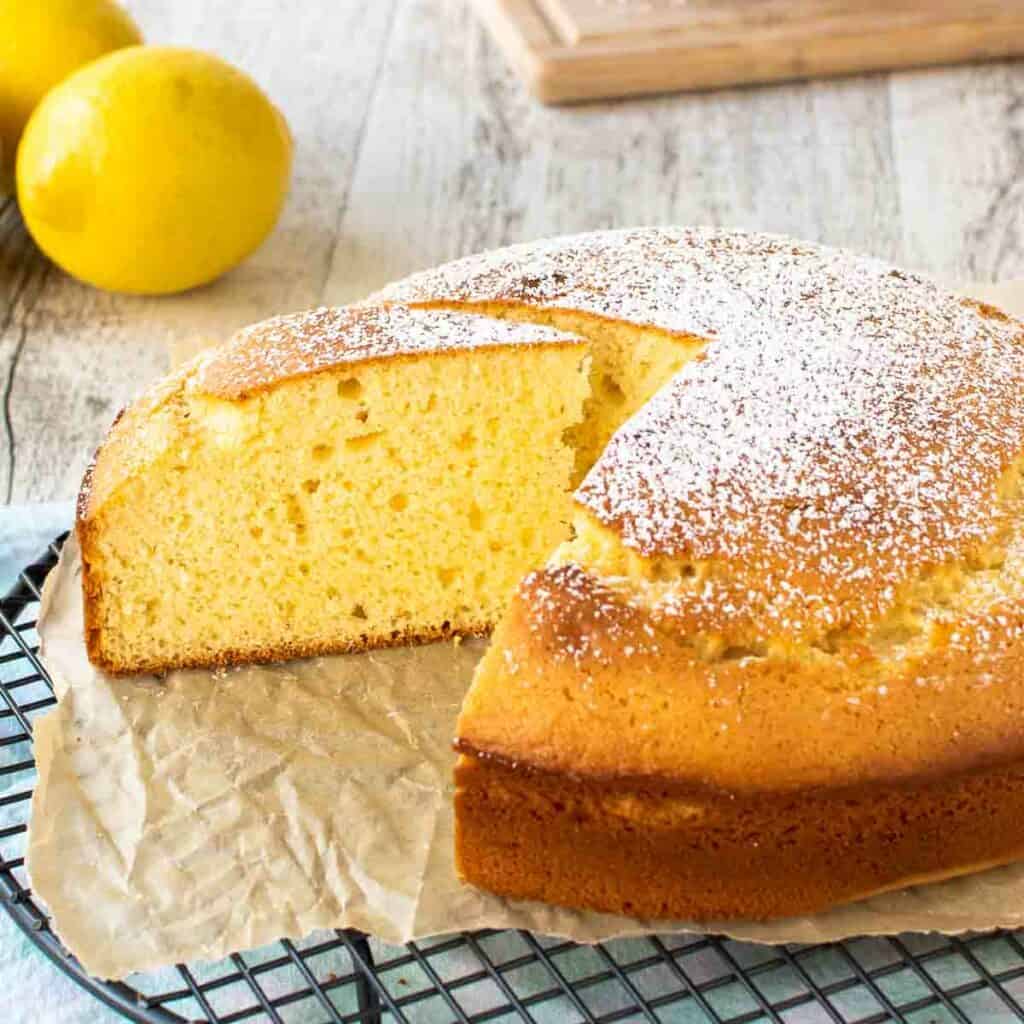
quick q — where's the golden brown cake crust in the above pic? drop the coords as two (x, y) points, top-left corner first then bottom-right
(83, 612), (490, 677)
(458, 564), (1024, 793)
(455, 752), (1024, 922)
(453, 559), (1024, 918)
(195, 304), (581, 400)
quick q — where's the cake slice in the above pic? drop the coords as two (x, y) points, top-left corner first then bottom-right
(78, 304), (590, 674)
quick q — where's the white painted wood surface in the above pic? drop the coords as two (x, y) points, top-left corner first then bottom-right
(2, 0), (1024, 506)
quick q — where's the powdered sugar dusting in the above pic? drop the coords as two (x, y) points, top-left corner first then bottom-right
(521, 563), (663, 668)
(195, 304), (580, 399)
(380, 228), (1024, 640)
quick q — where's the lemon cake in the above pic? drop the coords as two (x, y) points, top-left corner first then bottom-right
(377, 227), (1024, 920)
(77, 304), (590, 673)
(80, 227), (1024, 921)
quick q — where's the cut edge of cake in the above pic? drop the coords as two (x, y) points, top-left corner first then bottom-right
(77, 304), (594, 675)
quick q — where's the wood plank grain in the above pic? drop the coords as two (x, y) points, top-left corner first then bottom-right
(890, 62), (1024, 284)
(0, 0), (398, 505)
(0, 204), (52, 503)
(476, 0), (1024, 103)
(326, 0), (903, 300)
(537, 0), (1022, 45)
(470, 0), (556, 99)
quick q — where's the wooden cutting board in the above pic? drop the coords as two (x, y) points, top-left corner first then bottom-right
(472, 0), (1024, 103)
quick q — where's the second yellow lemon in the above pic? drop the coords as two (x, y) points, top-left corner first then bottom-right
(0, 0), (142, 189)
(17, 46), (292, 294)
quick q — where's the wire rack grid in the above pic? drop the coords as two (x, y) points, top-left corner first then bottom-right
(4, 538), (1024, 1023)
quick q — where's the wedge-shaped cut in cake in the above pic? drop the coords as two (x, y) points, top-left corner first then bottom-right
(78, 304), (590, 674)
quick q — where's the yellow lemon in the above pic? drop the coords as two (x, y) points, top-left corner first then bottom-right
(0, 0), (142, 190)
(16, 46), (292, 294)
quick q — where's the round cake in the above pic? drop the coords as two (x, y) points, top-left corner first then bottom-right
(80, 227), (1024, 921)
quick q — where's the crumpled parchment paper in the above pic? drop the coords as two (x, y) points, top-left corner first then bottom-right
(27, 281), (1024, 981)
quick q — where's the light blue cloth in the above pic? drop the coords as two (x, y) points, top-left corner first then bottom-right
(0, 502), (121, 1023)
(0, 503), (74, 595)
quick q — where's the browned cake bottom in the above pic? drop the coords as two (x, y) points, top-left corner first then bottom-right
(455, 753), (1024, 921)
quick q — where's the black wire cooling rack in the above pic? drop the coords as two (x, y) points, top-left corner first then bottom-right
(5, 539), (1024, 1023)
